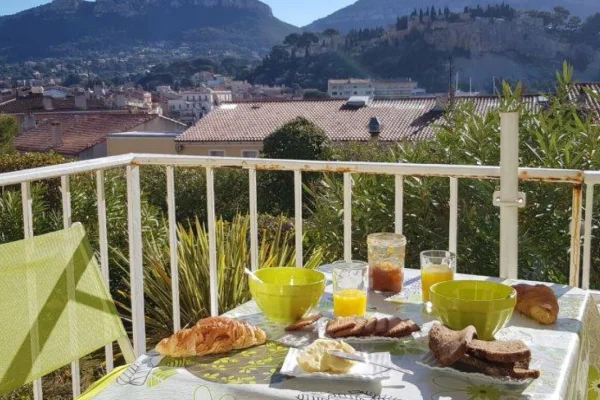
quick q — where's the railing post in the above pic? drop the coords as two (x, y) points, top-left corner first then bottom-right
(343, 173), (352, 261)
(166, 167), (181, 331)
(497, 112), (522, 279)
(449, 177), (458, 255)
(22, 181), (43, 400)
(206, 167), (219, 317)
(248, 168), (259, 272)
(61, 175), (81, 398)
(570, 185), (583, 287)
(96, 170), (114, 371)
(394, 175), (403, 235)
(126, 165), (146, 356)
(582, 183), (595, 290)
(294, 170), (303, 267)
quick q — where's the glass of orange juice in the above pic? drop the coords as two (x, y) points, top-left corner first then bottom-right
(332, 260), (369, 318)
(420, 250), (456, 307)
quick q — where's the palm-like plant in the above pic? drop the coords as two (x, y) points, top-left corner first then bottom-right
(115, 214), (324, 338)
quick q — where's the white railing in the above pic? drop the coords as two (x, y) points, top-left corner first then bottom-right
(0, 153), (595, 399)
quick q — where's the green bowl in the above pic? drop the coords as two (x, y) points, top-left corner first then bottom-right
(249, 267), (326, 324)
(430, 280), (516, 340)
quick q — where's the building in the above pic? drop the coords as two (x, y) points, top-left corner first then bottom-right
(167, 88), (232, 125)
(108, 132), (181, 156)
(328, 79), (374, 99)
(374, 79), (420, 99)
(13, 112), (186, 159)
(173, 95), (539, 157)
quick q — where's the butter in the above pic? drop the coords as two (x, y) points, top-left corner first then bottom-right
(297, 339), (356, 374)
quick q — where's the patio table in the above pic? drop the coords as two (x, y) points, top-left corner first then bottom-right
(92, 268), (600, 400)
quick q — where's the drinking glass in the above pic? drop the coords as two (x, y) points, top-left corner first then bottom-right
(332, 260), (369, 318)
(420, 250), (456, 307)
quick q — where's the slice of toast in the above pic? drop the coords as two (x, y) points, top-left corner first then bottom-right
(361, 318), (377, 336)
(326, 317), (357, 336)
(330, 318), (367, 338)
(374, 318), (389, 336)
(428, 323), (477, 367)
(467, 339), (531, 363)
(455, 354), (540, 380)
(386, 318), (420, 338)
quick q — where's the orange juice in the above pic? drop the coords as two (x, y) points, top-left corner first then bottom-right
(333, 289), (367, 317)
(421, 264), (454, 302)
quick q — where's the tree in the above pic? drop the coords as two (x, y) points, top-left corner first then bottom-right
(63, 73), (81, 87)
(553, 6), (570, 26)
(303, 90), (329, 99)
(419, 9), (424, 22)
(298, 32), (319, 57)
(0, 115), (17, 154)
(284, 33), (301, 48)
(323, 28), (339, 38)
(259, 117), (331, 214)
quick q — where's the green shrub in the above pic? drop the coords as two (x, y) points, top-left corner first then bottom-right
(114, 214), (324, 338)
(259, 117), (332, 215)
(0, 115), (18, 155)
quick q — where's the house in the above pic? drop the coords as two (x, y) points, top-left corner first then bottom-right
(328, 79), (374, 99)
(167, 88), (232, 125)
(173, 95), (540, 157)
(374, 79), (420, 99)
(14, 112), (186, 159)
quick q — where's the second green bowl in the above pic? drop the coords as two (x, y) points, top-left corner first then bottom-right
(430, 280), (516, 340)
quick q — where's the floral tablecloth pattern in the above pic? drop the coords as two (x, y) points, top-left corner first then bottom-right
(93, 268), (600, 400)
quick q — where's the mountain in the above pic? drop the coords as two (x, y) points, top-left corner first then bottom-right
(0, 0), (298, 61)
(305, 0), (600, 32)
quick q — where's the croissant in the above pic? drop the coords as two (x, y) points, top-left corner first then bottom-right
(156, 317), (267, 357)
(513, 284), (559, 325)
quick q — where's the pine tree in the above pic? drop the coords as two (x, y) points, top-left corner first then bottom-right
(419, 9), (424, 22)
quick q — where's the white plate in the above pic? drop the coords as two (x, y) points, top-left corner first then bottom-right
(280, 348), (391, 381)
(416, 352), (535, 386)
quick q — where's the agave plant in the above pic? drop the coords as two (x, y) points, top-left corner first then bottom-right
(115, 214), (324, 338)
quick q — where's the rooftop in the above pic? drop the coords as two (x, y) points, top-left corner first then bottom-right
(14, 112), (159, 156)
(0, 94), (106, 114)
(176, 96), (537, 143)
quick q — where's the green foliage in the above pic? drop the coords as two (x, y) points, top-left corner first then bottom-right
(260, 117), (331, 214)
(114, 215), (324, 338)
(0, 115), (18, 155)
(303, 90), (329, 99)
(307, 65), (600, 287)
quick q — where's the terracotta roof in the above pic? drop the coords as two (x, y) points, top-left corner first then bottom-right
(15, 112), (157, 156)
(176, 96), (537, 143)
(0, 94), (106, 114)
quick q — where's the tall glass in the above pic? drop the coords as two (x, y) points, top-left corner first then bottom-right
(367, 233), (406, 294)
(332, 260), (369, 318)
(420, 250), (456, 305)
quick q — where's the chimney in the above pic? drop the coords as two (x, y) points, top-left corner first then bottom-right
(368, 116), (381, 139)
(75, 94), (87, 110)
(433, 95), (449, 112)
(22, 114), (37, 131)
(43, 96), (53, 111)
(51, 121), (62, 148)
(116, 93), (127, 108)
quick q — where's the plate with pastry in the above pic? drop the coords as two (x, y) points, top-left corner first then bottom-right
(155, 316), (267, 358)
(321, 316), (421, 343)
(417, 323), (541, 385)
(280, 339), (392, 381)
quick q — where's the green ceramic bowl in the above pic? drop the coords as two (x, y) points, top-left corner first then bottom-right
(430, 280), (516, 340)
(249, 267), (326, 323)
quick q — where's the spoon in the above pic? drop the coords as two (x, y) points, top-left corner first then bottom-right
(244, 268), (264, 283)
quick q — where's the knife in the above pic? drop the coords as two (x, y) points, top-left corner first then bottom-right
(328, 351), (414, 375)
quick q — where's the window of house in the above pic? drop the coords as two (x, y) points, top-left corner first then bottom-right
(209, 150), (225, 157)
(242, 150), (259, 158)
(332, 92), (337, 95)
(354, 91), (358, 95)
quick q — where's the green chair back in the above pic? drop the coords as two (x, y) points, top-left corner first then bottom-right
(0, 223), (129, 394)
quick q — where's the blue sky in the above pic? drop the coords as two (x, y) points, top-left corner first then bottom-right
(0, 0), (354, 26)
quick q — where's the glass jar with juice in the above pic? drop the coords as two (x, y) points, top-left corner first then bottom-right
(420, 250), (456, 304)
(367, 233), (406, 294)
(332, 260), (368, 317)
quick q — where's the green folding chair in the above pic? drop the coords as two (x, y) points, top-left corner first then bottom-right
(0, 223), (135, 398)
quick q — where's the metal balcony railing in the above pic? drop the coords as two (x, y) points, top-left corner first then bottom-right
(0, 152), (598, 399)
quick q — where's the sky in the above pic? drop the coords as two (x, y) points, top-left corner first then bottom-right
(0, 0), (355, 26)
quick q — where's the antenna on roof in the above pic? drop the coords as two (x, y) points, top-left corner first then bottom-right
(448, 57), (455, 107)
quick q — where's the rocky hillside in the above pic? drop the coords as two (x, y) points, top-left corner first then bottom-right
(306, 0), (599, 32)
(0, 0), (298, 61)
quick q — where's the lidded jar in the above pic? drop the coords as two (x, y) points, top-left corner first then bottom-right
(367, 233), (406, 293)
